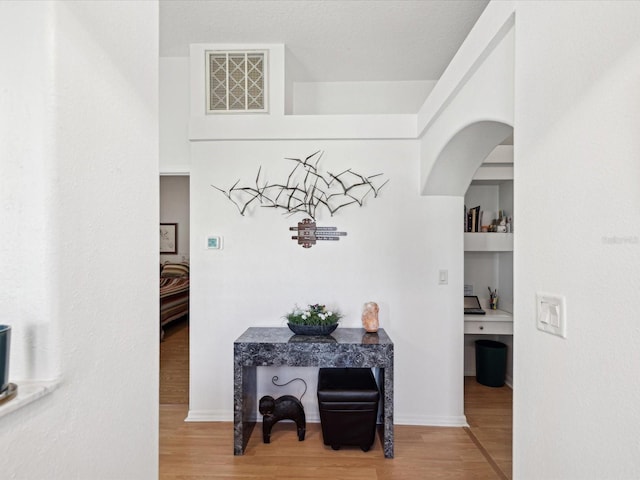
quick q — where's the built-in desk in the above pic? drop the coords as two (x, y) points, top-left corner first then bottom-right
(464, 309), (513, 335)
(464, 310), (514, 382)
(233, 327), (394, 458)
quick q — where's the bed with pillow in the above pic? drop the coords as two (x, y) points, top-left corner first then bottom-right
(160, 262), (189, 339)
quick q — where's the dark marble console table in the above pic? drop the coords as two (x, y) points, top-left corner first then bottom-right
(233, 327), (394, 458)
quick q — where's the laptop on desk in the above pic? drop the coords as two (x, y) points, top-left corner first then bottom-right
(464, 295), (486, 315)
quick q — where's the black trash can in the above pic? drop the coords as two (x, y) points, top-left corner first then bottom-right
(475, 339), (507, 387)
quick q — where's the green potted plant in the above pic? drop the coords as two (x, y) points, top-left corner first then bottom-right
(285, 304), (342, 335)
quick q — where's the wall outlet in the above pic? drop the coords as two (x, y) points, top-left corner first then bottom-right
(536, 293), (566, 338)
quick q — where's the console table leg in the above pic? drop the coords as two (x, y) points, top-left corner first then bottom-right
(383, 366), (394, 458)
(234, 363), (257, 455)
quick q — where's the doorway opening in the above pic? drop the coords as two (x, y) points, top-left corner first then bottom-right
(160, 175), (190, 406)
(423, 121), (514, 478)
(462, 136), (513, 480)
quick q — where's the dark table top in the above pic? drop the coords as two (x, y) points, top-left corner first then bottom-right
(234, 327), (393, 346)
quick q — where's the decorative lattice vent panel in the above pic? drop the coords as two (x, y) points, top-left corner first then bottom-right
(206, 51), (267, 113)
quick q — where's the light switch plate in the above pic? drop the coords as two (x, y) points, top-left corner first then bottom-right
(536, 293), (566, 338)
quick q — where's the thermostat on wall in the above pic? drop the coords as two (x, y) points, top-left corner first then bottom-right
(207, 236), (223, 250)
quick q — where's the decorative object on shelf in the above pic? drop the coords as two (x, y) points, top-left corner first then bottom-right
(464, 205), (513, 234)
(160, 223), (178, 254)
(259, 375), (307, 444)
(361, 302), (379, 333)
(289, 218), (347, 249)
(488, 287), (498, 310)
(491, 210), (512, 233)
(212, 151), (388, 220)
(285, 303), (342, 335)
(465, 205), (482, 232)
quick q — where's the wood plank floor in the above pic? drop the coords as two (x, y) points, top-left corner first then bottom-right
(159, 322), (512, 479)
(160, 319), (189, 405)
(464, 377), (512, 480)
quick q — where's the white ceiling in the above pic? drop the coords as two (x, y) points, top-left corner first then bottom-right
(159, 0), (489, 83)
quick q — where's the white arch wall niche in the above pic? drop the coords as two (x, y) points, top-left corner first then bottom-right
(425, 121), (513, 196)
(419, 5), (515, 195)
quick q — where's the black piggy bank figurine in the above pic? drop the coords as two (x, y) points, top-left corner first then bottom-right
(259, 394), (306, 443)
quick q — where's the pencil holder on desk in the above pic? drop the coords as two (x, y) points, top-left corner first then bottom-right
(489, 296), (498, 310)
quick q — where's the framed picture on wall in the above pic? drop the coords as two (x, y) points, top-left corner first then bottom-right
(160, 223), (178, 254)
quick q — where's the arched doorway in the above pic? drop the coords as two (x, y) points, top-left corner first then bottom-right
(424, 120), (513, 478)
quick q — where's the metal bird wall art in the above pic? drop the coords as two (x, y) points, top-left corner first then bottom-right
(211, 151), (389, 220)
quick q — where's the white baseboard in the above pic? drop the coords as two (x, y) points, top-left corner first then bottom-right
(185, 409), (468, 427)
(394, 414), (468, 427)
(505, 373), (513, 389)
(185, 410), (231, 422)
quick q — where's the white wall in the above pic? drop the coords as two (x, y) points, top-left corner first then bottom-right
(182, 48), (417, 141)
(177, 43), (467, 425)
(188, 140), (465, 426)
(0, 2), (158, 478)
(514, 2), (640, 478)
(1, 2), (60, 383)
(292, 80), (435, 114)
(160, 57), (190, 174)
(160, 176), (190, 263)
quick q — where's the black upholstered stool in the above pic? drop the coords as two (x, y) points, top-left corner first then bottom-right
(317, 368), (380, 452)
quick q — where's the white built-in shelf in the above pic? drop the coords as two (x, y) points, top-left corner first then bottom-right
(472, 164), (513, 182)
(0, 379), (61, 419)
(464, 232), (513, 252)
(472, 145), (514, 182)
